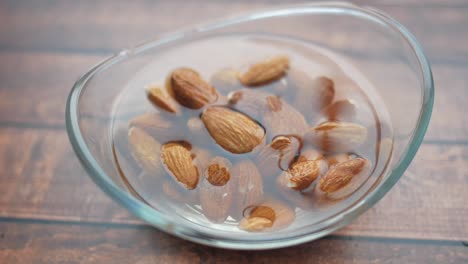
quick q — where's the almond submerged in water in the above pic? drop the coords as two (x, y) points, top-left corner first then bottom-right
(128, 127), (161, 174)
(171, 67), (218, 109)
(290, 71), (335, 122)
(231, 160), (264, 218)
(146, 85), (179, 113)
(161, 141), (199, 190)
(129, 113), (183, 142)
(318, 157), (367, 193)
(306, 121), (367, 153)
(239, 199), (295, 232)
(201, 106), (265, 154)
(205, 157), (231, 186)
(115, 46), (393, 234)
(263, 96), (308, 139)
(281, 159), (320, 191)
(238, 55), (289, 86)
(200, 162), (233, 223)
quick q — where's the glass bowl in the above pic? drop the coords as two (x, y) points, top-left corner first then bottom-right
(66, 2), (433, 249)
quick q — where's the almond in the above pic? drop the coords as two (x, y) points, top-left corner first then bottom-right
(239, 217), (273, 231)
(239, 199), (294, 232)
(281, 159), (320, 191)
(199, 176), (233, 223)
(161, 141), (199, 190)
(318, 157), (367, 193)
(170, 68), (218, 109)
(239, 55), (289, 86)
(200, 158), (233, 223)
(263, 96), (308, 138)
(322, 99), (356, 121)
(257, 135), (301, 177)
(201, 106), (265, 154)
(231, 160), (264, 218)
(205, 157), (231, 186)
(265, 95), (282, 112)
(289, 70), (335, 122)
(129, 113), (181, 142)
(146, 85), (179, 113)
(270, 135), (292, 151)
(210, 68), (241, 94)
(227, 89), (270, 120)
(128, 127), (161, 174)
(306, 121), (367, 153)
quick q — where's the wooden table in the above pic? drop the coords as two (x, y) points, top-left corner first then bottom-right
(0, 1), (467, 263)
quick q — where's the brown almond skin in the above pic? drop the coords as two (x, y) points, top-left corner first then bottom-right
(266, 95), (282, 112)
(161, 142), (199, 190)
(319, 158), (367, 193)
(128, 127), (161, 174)
(201, 106), (265, 154)
(239, 199), (295, 232)
(171, 68), (218, 109)
(284, 160), (320, 191)
(147, 86), (179, 113)
(239, 55), (289, 86)
(205, 157), (231, 186)
(270, 136), (292, 151)
(250, 206), (276, 222)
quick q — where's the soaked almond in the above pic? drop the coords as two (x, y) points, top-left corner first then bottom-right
(263, 97), (308, 139)
(322, 99), (356, 121)
(146, 85), (180, 113)
(128, 127), (161, 174)
(199, 176), (233, 223)
(205, 157), (231, 186)
(239, 199), (294, 231)
(239, 55), (289, 86)
(201, 106), (265, 154)
(231, 160), (264, 218)
(171, 68), (218, 109)
(306, 121), (367, 153)
(161, 141), (199, 190)
(318, 158), (367, 193)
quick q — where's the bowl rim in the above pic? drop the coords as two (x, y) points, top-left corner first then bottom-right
(66, 2), (434, 250)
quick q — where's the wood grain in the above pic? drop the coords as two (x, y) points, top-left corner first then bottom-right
(0, 127), (136, 223)
(0, 0), (466, 259)
(0, 221), (466, 264)
(0, 52), (466, 140)
(0, 127), (466, 240)
(1, 1), (468, 65)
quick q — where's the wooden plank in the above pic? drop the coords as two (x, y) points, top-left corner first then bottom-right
(0, 127), (137, 223)
(0, 127), (466, 240)
(0, 51), (464, 140)
(0, 222), (465, 264)
(0, 1), (468, 64)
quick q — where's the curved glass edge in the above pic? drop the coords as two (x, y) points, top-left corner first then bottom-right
(65, 2), (434, 250)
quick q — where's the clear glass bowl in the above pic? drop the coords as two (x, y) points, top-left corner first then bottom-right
(66, 2), (433, 249)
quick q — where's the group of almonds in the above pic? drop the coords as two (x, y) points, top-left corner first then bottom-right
(124, 55), (370, 232)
